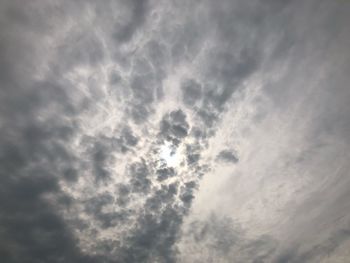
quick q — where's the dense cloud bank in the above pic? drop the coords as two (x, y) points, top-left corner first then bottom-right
(1, 0), (350, 262)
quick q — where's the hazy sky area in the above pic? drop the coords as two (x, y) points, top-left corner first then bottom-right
(1, 0), (350, 262)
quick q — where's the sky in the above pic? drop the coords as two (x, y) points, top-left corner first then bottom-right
(0, 0), (350, 262)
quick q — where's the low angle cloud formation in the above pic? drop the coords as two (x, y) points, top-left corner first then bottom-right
(1, 0), (350, 262)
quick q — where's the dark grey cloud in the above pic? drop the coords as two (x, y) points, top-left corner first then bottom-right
(181, 79), (202, 107)
(156, 166), (176, 181)
(128, 74), (158, 122)
(113, 0), (150, 43)
(160, 109), (190, 145)
(216, 150), (239, 164)
(0, 27), (90, 259)
(128, 160), (152, 194)
(0, 63), (99, 263)
(84, 193), (130, 229)
(179, 181), (197, 205)
(118, 207), (182, 263)
(185, 144), (201, 166)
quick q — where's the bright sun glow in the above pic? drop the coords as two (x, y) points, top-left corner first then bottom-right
(159, 141), (180, 167)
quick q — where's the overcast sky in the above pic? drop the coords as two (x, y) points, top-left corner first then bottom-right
(1, 0), (350, 262)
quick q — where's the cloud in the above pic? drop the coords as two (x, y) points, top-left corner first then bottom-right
(0, 70), (98, 263)
(1, 0), (350, 262)
(128, 160), (152, 194)
(178, 214), (278, 263)
(160, 110), (190, 144)
(275, 229), (350, 263)
(216, 150), (239, 164)
(156, 167), (176, 181)
(181, 79), (202, 107)
(113, 0), (150, 43)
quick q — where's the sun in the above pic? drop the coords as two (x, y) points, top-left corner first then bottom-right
(159, 141), (181, 167)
